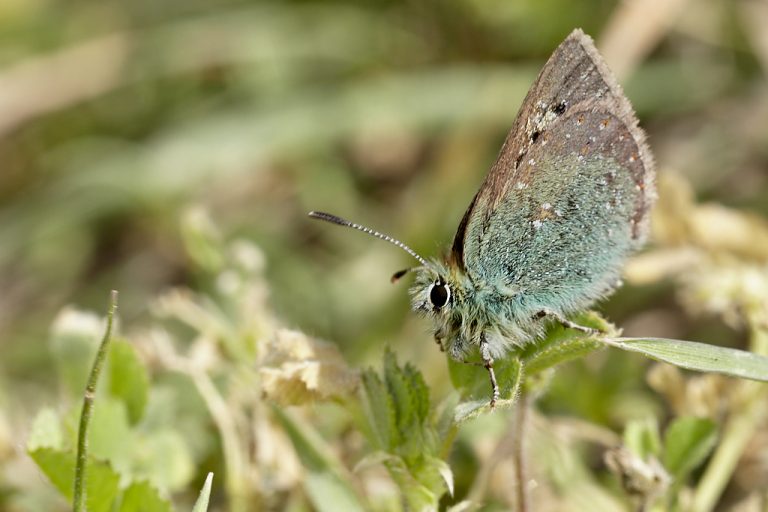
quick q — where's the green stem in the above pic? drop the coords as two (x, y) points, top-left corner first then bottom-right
(73, 290), (118, 512)
(511, 389), (530, 512)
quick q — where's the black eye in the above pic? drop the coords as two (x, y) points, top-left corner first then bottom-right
(429, 282), (450, 309)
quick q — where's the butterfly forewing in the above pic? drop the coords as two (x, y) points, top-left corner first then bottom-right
(452, 29), (655, 314)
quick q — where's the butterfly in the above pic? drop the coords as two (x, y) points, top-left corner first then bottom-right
(310, 29), (655, 407)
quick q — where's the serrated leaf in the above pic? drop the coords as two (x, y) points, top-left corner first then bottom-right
(603, 337), (768, 381)
(108, 340), (149, 425)
(29, 447), (119, 512)
(28, 408), (63, 451)
(361, 370), (397, 450)
(118, 480), (172, 512)
(663, 417), (717, 482)
(192, 473), (213, 512)
(403, 363), (430, 424)
(383, 350), (416, 436)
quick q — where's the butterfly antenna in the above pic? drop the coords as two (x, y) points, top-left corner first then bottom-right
(308, 211), (428, 267)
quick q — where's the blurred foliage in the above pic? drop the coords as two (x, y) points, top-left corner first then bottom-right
(2, 0), (768, 511)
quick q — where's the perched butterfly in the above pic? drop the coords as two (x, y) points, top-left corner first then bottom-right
(310, 29), (655, 406)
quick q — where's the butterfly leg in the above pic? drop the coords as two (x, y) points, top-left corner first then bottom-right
(533, 309), (598, 335)
(479, 334), (500, 408)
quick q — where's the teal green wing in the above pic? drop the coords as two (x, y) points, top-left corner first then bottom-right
(451, 29), (654, 314)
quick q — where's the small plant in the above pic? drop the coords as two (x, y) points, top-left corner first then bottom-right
(25, 188), (768, 510)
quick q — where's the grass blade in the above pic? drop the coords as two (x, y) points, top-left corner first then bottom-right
(192, 473), (213, 512)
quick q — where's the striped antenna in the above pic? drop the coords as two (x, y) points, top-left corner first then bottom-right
(308, 211), (428, 267)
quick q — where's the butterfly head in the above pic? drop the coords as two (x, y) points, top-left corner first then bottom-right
(307, 210), (466, 318)
(409, 259), (464, 316)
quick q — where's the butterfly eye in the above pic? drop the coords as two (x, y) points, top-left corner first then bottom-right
(428, 282), (450, 309)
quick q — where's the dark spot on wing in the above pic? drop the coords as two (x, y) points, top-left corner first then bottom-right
(530, 130), (541, 143)
(552, 101), (567, 116)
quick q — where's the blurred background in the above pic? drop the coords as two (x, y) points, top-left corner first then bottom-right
(1, 0), (768, 510)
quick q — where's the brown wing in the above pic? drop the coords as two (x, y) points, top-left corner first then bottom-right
(451, 29), (654, 272)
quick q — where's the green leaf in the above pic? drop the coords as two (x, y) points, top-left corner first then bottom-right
(403, 362), (430, 424)
(381, 350), (433, 459)
(384, 456), (439, 512)
(447, 354), (521, 403)
(522, 311), (612, 375)
(272, 407), (367, 512)
(28, 447), (120, 512)
(383, 350), (417, 436)
(88, 398), (134, 472)
(603, 337), (768, 381)
(49, 309), (102, 397)
(108, 340), (149, 425)
(28, 408), (64, 451)
(360, 369), (397, 450)
(623, 418), (662, 460)
(118, 481), (172, 512)
(451, 357), (522, 423)
(192, 473), (214, 512)
(134, 429), (195, 492)
(523, 336), (603, 376)
(663, 417), (717, 482)
(428, 457), (454, 497)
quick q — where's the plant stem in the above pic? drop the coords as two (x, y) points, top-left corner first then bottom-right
(512, 389), (529, 512)
(73, 290), (118, 512)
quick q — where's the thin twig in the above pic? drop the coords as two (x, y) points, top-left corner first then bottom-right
(511, 390), (530, 512)
(73, 290), (118, 512)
